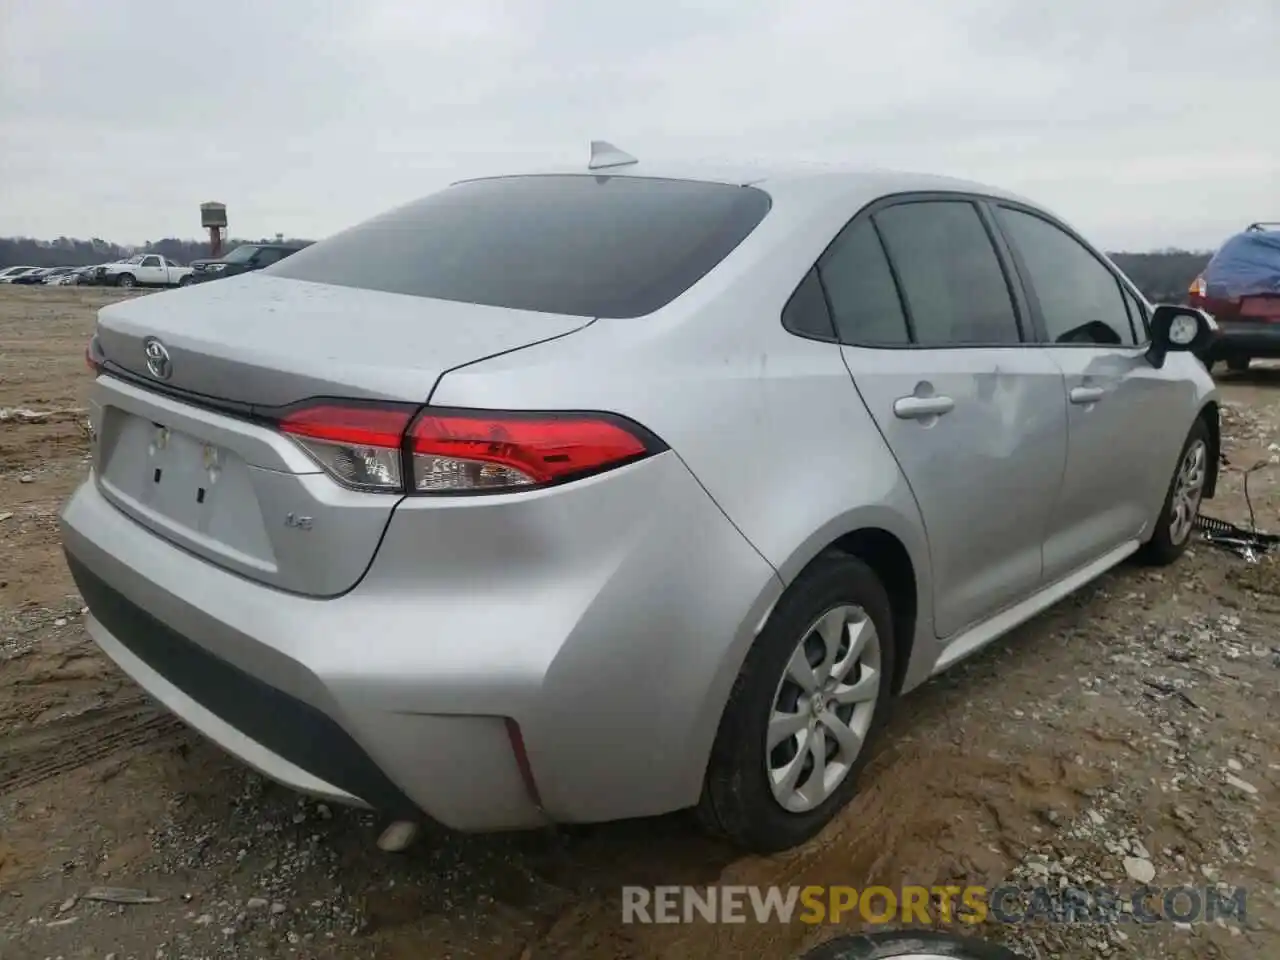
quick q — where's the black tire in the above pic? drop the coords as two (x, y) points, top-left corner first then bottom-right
(178, 275), (193, 287)
(116, 273), (136, 289)
(799, 930), (1029, 960)
(697, 551), (896, 853)
(1226, 355), (1250, 372)
(1136, 417), (1210, 566)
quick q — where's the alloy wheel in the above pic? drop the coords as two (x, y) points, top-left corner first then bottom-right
(766, 604), (881, 813)
(1169, 439), (1207, 546)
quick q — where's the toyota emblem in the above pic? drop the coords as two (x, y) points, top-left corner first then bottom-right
(143, 337), (172, 380)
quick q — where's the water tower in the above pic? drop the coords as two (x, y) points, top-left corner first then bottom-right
(200, 202), (228, 258)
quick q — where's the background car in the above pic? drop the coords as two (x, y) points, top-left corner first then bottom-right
(64, 154), (1219, 854)
(10, 267), (57, 285)
(0, 265), (39, 283)
(40, 267), (79, 285)
(188, 241), (311, 283)
(92, 254), (193, 288)
(1188, 222), (1280, 371)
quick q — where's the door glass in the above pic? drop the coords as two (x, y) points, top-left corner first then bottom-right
(873, 201), (1021, 346)
(997, 207), (1136, 346)
(782, 268), (837, 340)
(142, 255), (161, 267)
(818, 220), (910, 345)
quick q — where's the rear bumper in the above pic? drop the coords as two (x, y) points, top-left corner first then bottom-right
(61, 454), (780, 830)
(67, 554), (414, 814)
(1208, 321), (1280, 357)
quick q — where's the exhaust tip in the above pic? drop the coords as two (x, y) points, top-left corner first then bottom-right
(376, 820), (420, 853)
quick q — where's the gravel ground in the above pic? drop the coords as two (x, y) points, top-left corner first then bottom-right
(0, 286), (1276, 960)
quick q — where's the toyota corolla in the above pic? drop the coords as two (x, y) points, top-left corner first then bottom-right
(63, 144), (1219, 853)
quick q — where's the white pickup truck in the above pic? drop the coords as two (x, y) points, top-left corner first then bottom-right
(95, 254), (194, 289)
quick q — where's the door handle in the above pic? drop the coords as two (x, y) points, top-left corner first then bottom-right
(1069, 386), (1105, 405)
(893, 396), (955, 420)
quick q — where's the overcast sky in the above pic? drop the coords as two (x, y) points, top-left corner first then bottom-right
(2, 0), (1276, 251)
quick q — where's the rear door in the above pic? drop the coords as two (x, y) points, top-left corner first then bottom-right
(989, 203), (1191, 580)
(826, 196), (1068, 639)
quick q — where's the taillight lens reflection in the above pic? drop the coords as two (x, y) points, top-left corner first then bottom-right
(274, 401), (661, 495)
(277, 403), (414, 492)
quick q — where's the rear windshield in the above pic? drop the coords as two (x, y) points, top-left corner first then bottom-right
(1204, 230), (1280, 298)
(266, 175), (772, 318)
(222, 245), (261, 264)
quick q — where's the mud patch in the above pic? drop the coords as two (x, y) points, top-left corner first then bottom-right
(0, 701), (184, 796)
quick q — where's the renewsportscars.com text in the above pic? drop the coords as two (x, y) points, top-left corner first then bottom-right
(621, 884), (1248, 926)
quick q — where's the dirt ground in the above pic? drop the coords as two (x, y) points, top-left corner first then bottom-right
(0, 285), (1276, 960)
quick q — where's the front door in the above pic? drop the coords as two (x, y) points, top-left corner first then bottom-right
(819, 198), (1068, 639)
(137, 255), (166, 285)
(990, 204), (1194, 581)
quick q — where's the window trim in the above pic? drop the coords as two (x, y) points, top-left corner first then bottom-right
(781, 190), (1035, 351)
(1121, 284), (1152, 343)
(987, 201), (1152, 349)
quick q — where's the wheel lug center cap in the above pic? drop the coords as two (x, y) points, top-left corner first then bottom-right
(809, 693), (825, 715)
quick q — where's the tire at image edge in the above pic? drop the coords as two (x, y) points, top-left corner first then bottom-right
(696, 550), (897, 852)
(797, 930), (1029, 960)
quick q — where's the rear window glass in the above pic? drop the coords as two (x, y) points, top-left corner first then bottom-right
(1204, 231), (1280, 299)
(267, 175), (773, 319)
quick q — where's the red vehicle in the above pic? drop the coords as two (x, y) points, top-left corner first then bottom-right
(1189, 222), (1280, 371)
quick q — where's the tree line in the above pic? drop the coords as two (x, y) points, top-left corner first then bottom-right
(1108, 250), (1214, 303)
(0, 235), (1212, 303)
(0, 237), (313, 270)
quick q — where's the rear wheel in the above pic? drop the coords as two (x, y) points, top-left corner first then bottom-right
(1137, 418), (1210, 566)
(697, 552), (895, 852)
(1226, 355), (1250, 372)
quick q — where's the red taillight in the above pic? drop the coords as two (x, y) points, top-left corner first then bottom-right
(85, 335), (103, 374)
(406, 410), (651, 492)
(274, 401), (660, 495)
(1189, 276), (1207, 299)
(278, 403), (414, 448)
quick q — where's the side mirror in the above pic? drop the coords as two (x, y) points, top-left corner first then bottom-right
(1147, 304), (1216, 369)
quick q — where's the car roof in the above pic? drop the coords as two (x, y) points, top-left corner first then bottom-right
(453, 158), (1037, 207)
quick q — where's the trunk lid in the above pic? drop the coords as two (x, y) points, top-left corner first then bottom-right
(95, 273), (593, 407)
(89, 274), (593, 597)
